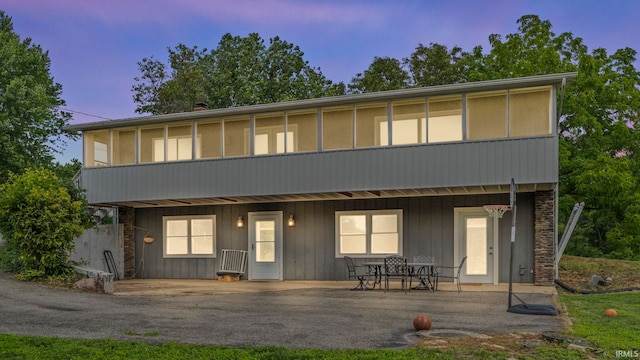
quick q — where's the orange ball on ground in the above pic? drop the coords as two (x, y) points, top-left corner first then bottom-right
(413, 314), (432, 331)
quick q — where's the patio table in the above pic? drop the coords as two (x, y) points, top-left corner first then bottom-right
(362, 261), (435, 291)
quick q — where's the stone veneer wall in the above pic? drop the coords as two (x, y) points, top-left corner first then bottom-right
(534, 190), (555, 285)
(119, 207), (135, 279)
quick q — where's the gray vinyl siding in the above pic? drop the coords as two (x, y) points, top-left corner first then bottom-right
(82, 136), (556, 205)
(133, 194), (534, 282)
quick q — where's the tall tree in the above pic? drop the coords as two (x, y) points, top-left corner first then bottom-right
(348, 44), (469, 93)
(132, 33), (344, 114)
(0, 11), (73, 182)
(405, 43), (469, 87)
(347, 56), (410, 93)
(560, 46), (640, 259)
(132, 44), (209, 115)
(466, 15), (640, 259)
(465, 15), (581, 80)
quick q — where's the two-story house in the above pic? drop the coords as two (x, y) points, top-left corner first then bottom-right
(67, 72), (576, 285)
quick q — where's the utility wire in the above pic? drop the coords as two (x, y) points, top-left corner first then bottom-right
(61, 108), (112, 120)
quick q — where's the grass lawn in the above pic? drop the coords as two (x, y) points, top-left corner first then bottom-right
(0, 334), (591, 360)
(556, 255), (640, 358)
(559, 291), (640, 357)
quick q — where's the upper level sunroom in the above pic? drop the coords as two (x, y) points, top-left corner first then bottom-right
(70, 73), (575, 169)
(67, 73), (575, 207)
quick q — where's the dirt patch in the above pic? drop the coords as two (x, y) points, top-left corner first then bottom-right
(558, 256), (640, 292)
(418, 332), (566, 356)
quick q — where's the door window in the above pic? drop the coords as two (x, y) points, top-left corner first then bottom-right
(255, 220), (275, 262)
(465, 217), (488, 275)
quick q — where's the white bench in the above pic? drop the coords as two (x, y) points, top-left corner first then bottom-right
(216, 249), (248, 281)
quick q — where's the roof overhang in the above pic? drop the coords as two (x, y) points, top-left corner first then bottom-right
(66, 72), (578, 132)
(89, 183), (554, 209)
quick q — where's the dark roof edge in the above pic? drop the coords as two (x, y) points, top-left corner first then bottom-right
(66, 72), (577, 132)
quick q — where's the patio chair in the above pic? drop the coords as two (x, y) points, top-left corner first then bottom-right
(216, 249), (248, 281)
(344, 256), (369, 290)
(434, 256), (467, 293)
(410, 255), (435, 290)
(384, 256), (409, 293)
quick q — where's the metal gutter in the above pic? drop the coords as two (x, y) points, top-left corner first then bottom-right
(66, 72), (578, 132)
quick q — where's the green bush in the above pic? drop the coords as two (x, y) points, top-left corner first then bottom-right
(0, 168), (88, 278)
(0, 246), (24, 273)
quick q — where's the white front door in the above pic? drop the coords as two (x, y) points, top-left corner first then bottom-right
(248, 212), (283, 280)
(454, 208), (498, 284)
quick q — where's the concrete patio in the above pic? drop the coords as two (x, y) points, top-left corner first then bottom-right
(1, 271), (564, 349)
(114, 279), (557, 296)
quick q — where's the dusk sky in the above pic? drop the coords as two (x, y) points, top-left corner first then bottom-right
(3, 1), (639, 163)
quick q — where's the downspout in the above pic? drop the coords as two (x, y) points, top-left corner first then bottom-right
(554, 77), (567, 279)
(556, 77), (567, 132)
(554, 183), (559, 279)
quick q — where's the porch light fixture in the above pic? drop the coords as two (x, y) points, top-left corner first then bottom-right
(134, 226), (155, 244)
(287, 215), (296, 227)
(143, 235), (155, 244)
(236, 216), (245, 228)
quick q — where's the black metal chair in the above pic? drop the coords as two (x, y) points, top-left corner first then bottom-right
(410, 255), (435, 291)
(435, 256), (467, 293)
(344, 256), (368, 290)
(384, 256), (409, 293)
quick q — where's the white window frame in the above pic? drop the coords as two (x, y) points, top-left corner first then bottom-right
(163, 215), (216, 258)
(153, 137), (165, 162)
(166, 135), (193, 161)
(379, 115), (426, 146)
(93, 140), (109, 166)
(246, 124), (298, 155)
(427, 96), (464, 144)
(153, 135), (191, 162)
(335, 209), (403, 258)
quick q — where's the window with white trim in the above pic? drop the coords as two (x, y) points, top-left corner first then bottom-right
(335, 210), (403, 257)
(163, 215), (216, 258)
